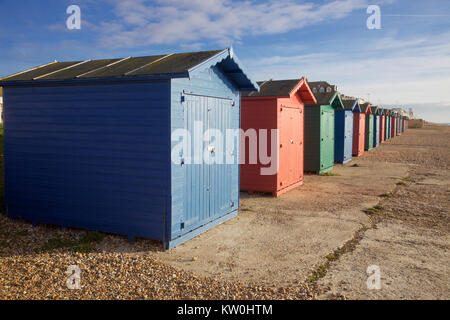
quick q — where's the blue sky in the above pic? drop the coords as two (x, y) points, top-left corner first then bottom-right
(1, 0), (449, 122)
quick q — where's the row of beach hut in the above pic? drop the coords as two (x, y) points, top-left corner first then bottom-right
(0, 48), (408, 247)
(241, 79), (408, 197)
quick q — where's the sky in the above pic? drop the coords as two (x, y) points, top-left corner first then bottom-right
(0, 0), (449, 123)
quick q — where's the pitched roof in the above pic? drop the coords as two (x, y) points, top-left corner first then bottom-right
(314, 91), (338, 106)
(0, 48), (259, 90)
(342, 98), (360, 112)
(370, 106), (380, 115)
(1, 50), (221, 81)
(360, 102), (372, 114)
(244, 79), (300, 97)
(242, 78), (316, 103)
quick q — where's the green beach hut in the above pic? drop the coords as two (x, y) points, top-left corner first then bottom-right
(305, 82), (344, 173)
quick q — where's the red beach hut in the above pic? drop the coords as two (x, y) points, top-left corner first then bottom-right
(391, 112), (397, 137)
(241, 78), (316, 196)
(380, 109), (385, 143)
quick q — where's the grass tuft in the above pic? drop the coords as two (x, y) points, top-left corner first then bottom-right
(35, 238), (78, 253)
(308, 263), (329, 282)
(351, 163), (360, 167)
(308, 227), (367, 283)
(80, 231), (104, 244)
(363, 205), (384, 216)
(320, 171), (340, 176)
(70, 244), (96, 253)
(35, 231), (104, 253)
(379, 193), (393, 198)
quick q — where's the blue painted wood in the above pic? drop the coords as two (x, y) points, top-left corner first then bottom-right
(3, 49), (254, 248)
(373, 114), (380, 147)
(334, 109), (353, 163)
(170, 65), (240, 242)
(165, 210), (237, 249)
(4, 81), (171, 241)
(386, 115), (391, 140)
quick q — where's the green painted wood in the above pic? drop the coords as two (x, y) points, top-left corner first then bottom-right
(320, 105), (335, 173)
(304, 105), (321, 173)
(365, 114), (374, 150)
(304, 104), (334, 173)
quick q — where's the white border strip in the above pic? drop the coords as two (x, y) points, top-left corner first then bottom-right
(124, 53), (174, 76)
(0, 61), (58, 81)
(76, 57), (132, 78)
(34, 60), (92, 80)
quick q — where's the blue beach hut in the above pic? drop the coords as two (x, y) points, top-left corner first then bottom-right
(0, 48), (258, 248)
(371, 106), (380, 147)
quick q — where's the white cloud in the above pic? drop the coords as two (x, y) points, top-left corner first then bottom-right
(96, 0), (369, 48)
(244, 32), (450, 122)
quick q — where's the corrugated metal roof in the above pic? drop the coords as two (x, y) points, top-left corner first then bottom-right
(1, 50), (223, 82)
(243, 79), (300, 97)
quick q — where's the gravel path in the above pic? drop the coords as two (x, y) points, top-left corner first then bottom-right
(0, 216), (317, 299)
(0, 124), (448, 299)
(318, 124), (450, 299)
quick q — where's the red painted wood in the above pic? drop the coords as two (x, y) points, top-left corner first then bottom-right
(391, 116), (396, 137)
(380, 115), (385, 142)
(240, 79), (314, 197)
(352, 112), (365, 156)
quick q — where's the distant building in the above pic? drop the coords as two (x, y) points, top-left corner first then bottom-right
(309, 81), (338, 95)
(392, 107), (409, 117)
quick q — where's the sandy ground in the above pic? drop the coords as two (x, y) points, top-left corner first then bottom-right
(156, 160), (409, 287)
(0, 124), (448, 299)
(318, 125), (450, 299)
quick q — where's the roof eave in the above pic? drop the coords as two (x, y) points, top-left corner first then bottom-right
(330, 92), (344, 109)
(290, 77), (317, 104)
(353, 101), (362, 113)
(0, 72), (188, 86)
(188, 47), (259, 92)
